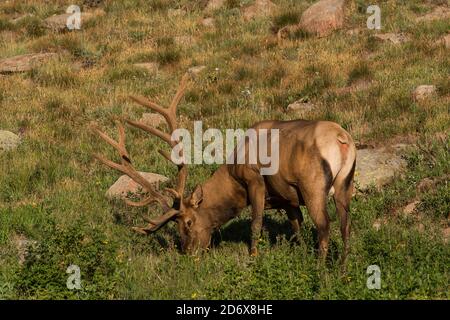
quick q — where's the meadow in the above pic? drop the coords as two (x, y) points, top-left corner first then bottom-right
(0, 0), (448, 299)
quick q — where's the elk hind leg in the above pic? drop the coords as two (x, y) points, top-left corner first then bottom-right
(299, 159), (333, 260)
(333, 161), (355, 265)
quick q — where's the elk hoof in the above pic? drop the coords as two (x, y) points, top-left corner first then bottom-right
(250, 247), (258, 257)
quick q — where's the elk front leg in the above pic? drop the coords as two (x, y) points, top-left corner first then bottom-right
(248, 178), (266, 256)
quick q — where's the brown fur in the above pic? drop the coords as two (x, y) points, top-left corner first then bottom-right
(178, 119), (356, 260)
(93, 77), (357, 261)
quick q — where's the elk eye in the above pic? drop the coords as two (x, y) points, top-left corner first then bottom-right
(186, 219), (193, 228)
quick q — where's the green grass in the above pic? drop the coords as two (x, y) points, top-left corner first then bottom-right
(0, 0), (449, 299)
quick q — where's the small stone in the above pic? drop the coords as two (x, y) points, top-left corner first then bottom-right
(242, 0), (278, 21)
(174, 35), (195, 47)
(106, 172), (169, 200)
(201, 17), (215, 27)
(188, 65), (207, 77)
(168, 9), (185, 17)
(372, 219), (386, 231)
(133, 62), (159, 73)
(0, 130), (21, 152)
(335, 79), (373, 95)
(13, 234), (37, 265)
(10, 13), (32, 24)
(417, 177), (434, 193)
(0, 53), (57, 73)
(443, 227), (450, 243)
(140, 113), (165, 128)
(438, 34), (450, 48)
(205, 0), (226, 12)
(299, 0), (345, 37)
(412, 85), (437, 101)
(417, 223), (425, 233)
(416, 6), (450, 22)
(346, 28), (362, 36)
(403, 201), (420, 215)
(372, 221), (381, 231)
(287, 100), (315, 113)
(373, 33), (409, 44)
(44, 9), (105, 31)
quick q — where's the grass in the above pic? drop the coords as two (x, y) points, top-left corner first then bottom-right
(0, 0), (449, 299)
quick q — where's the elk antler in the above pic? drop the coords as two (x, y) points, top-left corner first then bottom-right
(91, 73), (190, 234)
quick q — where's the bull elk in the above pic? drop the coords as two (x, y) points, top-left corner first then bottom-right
(91, 74), (356, 261)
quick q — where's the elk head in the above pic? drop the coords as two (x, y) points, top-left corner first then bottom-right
(91, 74), (211, 254)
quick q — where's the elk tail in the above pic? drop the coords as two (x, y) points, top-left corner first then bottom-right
(337, 133), (349, 145)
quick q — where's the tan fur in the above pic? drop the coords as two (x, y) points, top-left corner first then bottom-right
(93, 77), (357, 262)
(180, 120), (356, 261)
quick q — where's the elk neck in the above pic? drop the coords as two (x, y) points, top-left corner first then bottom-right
(197, 165), (248, 229)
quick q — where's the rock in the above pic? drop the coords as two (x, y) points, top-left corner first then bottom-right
(174, 35), (195, 47)
(412, 85), (437, 101)
(188, 65), (207, 77)
(201, 17), (215, 27)
(373, 33), (409, 44)
(0, 53), (57, 73)
(372, 221), (381, 231)
(372, 218), (387, 231)
(416, 6), (450, 22)
(12, 234), (37, 265)
(299, 0), (345, 37)
(417, 177), (434, 193)
(140, 113), (165, 128)
(0, 31), (17, 43)
(287, 100), (315, 113)
(416, 174), (450, 193)
(10, 13), (32, 25)
(168, 9), (185, 17)
(346, 28), (363, 36)
(417, 223), (425, 233)
(106, 172), (169, 200)
(335, 79), (373, 95)
(355, 145), (408, 191)
(403, 200), (420, 215)
(438, 34), (450, 48)
(0, 130), (21, 152)
(133, 62), (159, 73)
(242, 0), (278, 21)
(205, 0), (226, 12)
(443, 227), (450, 243)
(44, 9), (105, 31)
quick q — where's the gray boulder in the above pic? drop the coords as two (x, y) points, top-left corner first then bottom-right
(0, 130), (21, 152)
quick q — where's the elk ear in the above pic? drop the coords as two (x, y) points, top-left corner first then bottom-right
(190, 185), (203, 208)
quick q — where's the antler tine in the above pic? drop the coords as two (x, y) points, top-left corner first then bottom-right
(91, 121), (172, 211)
(128, 95), (176, 132)
(93, 74), (191, 235)
(168, 73), (190, 118)
(126, 74), (190, 201)
(132, 208), (180, 234)
(123, 118), (175, 147)
(128, 72), (189, 132)
(91, 122), (129, 160)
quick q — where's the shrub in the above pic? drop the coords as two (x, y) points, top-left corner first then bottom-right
(13, 219), (123, 299)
